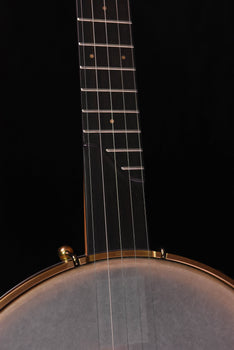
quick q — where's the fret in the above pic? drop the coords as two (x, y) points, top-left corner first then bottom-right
(106, 148), (143, 153)
(77, 18), (132, 25)
(81, 88), (137, 93)
(103, 146), (143, 165)
(121, 166), (144, 171)
(107, 152), (144, 176)
(79, 42), (134, 48)
(82, 109), (139, 113)
(83, 133), (142, 151)
(83, 130), (141, 134)
(83, 135), (143, 169)
(80, 66), (136, 71)
(111, 154), (143, 169)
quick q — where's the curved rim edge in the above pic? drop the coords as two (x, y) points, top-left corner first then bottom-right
(1, 250), (233, 311)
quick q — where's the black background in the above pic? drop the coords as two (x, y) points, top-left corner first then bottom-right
(1, 0), (233, 296)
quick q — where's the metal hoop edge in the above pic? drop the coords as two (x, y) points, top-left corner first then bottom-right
(1, 250), (233, 311)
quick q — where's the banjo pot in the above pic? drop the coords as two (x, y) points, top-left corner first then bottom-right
(0, 251), (234, 349)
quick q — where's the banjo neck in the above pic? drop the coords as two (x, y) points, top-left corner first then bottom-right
(76, 0), (149, 257)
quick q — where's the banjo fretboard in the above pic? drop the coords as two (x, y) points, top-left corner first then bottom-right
(76, 0), (149, 256)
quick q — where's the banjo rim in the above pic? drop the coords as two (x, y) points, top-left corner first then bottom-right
(1, 250), (233, 311)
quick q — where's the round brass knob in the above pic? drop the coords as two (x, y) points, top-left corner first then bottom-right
(58, 246), (74, 262)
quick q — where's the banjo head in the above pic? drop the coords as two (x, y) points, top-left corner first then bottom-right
(0, 257), (234, 349)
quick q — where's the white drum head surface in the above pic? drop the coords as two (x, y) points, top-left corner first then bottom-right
(0, 258), (234, 349)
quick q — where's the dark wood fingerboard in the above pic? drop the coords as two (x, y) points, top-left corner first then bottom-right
(76, 0), (149, 256)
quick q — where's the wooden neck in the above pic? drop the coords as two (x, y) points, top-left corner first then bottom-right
(76, 0), (149, 256)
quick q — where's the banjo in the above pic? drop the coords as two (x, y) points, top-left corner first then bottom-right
(1, 0), (234, 348)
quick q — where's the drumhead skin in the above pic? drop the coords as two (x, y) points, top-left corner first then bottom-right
(0, 258), (234, 349)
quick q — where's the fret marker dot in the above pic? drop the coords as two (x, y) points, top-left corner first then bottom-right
(102, 5), (107, 11)
(121, 55), (126, 60)
(110, 119), (114, 124)
(89, 53), (94, 59)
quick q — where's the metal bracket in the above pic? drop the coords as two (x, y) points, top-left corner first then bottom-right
(58, 246), (80, 267)
(161, 248), (166, 259)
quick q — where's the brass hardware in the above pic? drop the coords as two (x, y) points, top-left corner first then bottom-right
(58, 246), (74, 262)
(58, 246), (79, 267)
(1, 249), (233, 311)
(161, 248), (166, 259)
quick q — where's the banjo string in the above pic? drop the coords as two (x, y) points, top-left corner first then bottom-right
(125, 1), (144, 347)
(124, 2), (158, 347)
(113, 0), (144, 347)
(112, 0), (139, 346)
(89, 0), (116, 347)
(125, 0), (150, 257)
(76, 0), (102, 348)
